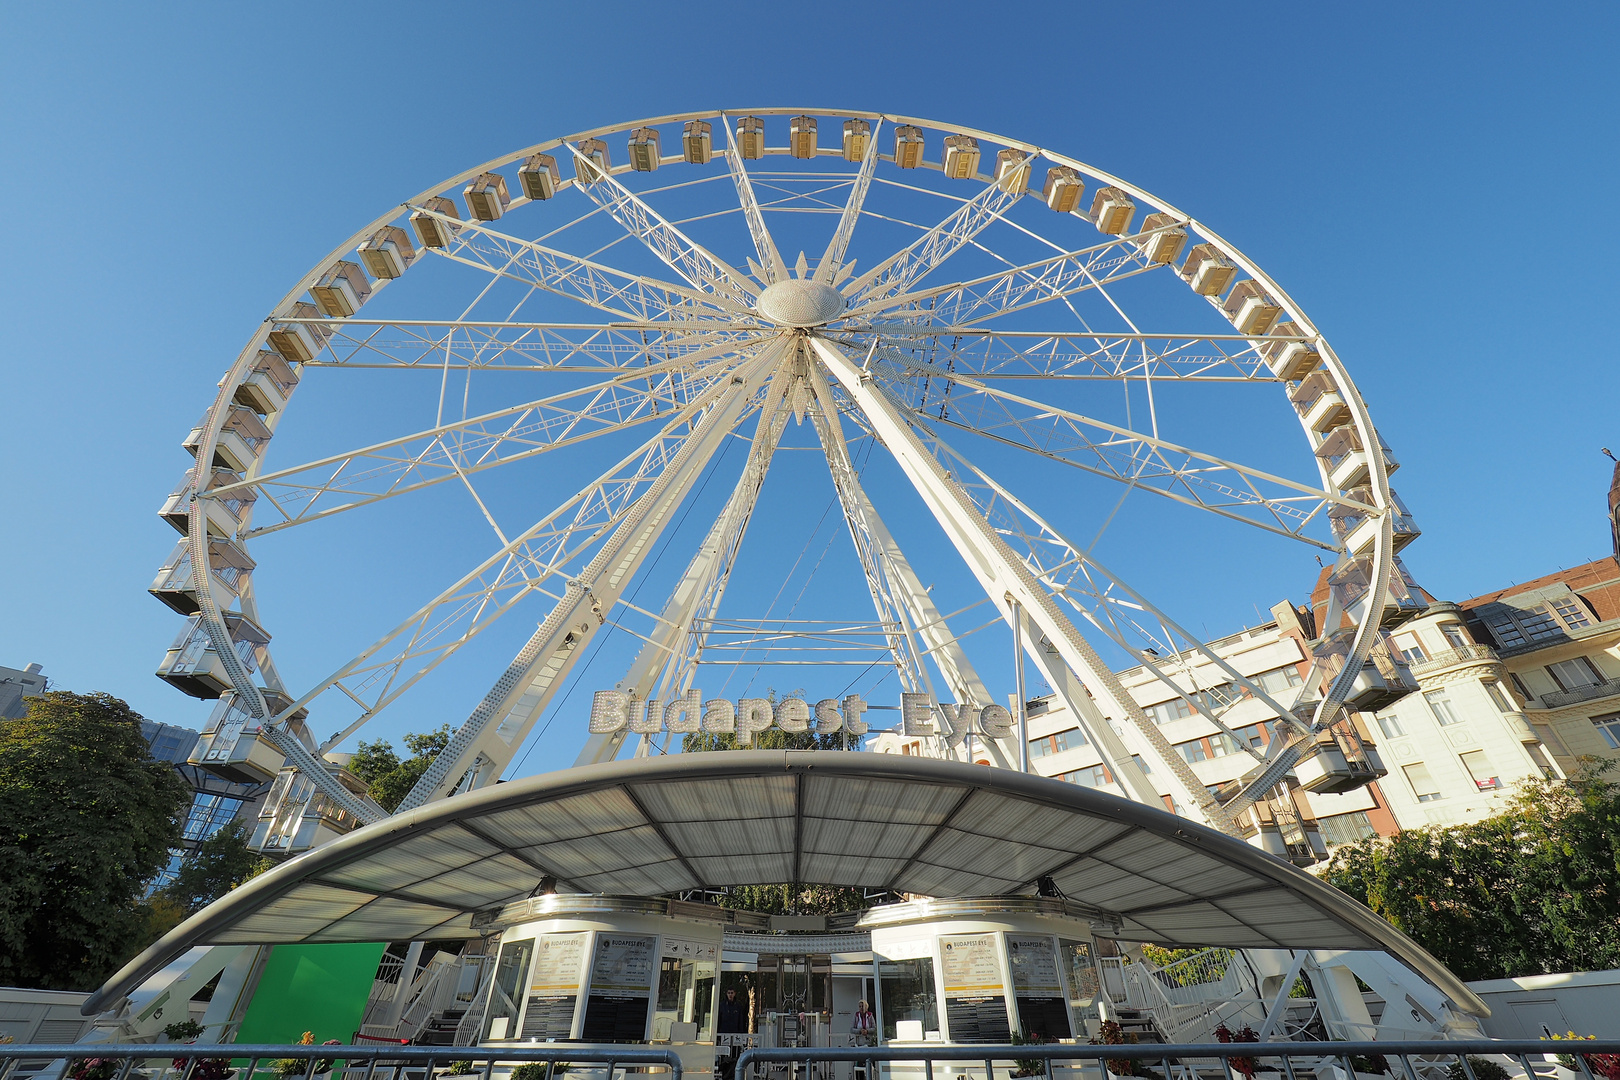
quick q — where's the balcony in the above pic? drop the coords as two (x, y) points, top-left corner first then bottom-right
(1540, 678), (1620, 709)
(1409, 643), (1501, 680)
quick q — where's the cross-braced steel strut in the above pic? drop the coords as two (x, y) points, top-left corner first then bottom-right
(573, 356), (802, 766)
(801, 351), (1013, 767)
(808, 334), (1239, 836)
(397, 340), (788, 811)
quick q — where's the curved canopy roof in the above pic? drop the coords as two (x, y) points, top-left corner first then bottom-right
(88, 751), (1484, 1015)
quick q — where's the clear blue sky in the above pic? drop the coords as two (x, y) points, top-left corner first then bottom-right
(3, 2), (1617, 771)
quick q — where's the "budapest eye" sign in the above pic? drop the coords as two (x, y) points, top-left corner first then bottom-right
(589, 689), (1016, 745)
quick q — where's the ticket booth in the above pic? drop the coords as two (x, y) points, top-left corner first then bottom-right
(482, 897), (724, 1078)
(862, 899), (1104, 1046)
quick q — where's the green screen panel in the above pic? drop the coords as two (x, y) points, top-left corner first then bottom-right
(235, 942), (388, 1047)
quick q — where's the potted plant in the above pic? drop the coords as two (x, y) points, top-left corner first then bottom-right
(162, 1019), (233, 1080)
(1444, 1059), (1511, 1080)
(1010, 1030), (1050, 1078)
(67, 1059), (119, 1080)
(1089, 1020), (1137, 1079)
(1215, 1024), (1275, 1080)
(1543, 1036), (1620, 1080)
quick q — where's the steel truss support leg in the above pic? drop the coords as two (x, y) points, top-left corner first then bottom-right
(808, 334), (1237, 834)
(801, 353), (1013, 768)
(397, 338), (791, 810)
(574, 360), (803, 766)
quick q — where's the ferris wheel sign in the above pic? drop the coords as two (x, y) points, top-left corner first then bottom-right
(588, 689), (1016, 744)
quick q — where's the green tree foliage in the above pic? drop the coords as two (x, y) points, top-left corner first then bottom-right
(715, 883), (873, 916)
(1322, 761), (1620, 981)
(0, 692), (191, 990)
(155, 821), (268, 913)
(348, 725), (452, 812)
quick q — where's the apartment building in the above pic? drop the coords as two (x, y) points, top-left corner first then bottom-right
(875, 574), (1582, 865)
(1456, 556), (1620, 772)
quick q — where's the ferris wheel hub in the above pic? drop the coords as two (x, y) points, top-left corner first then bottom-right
(754, 278), (845, 328)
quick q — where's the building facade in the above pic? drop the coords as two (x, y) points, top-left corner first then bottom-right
(1457, 556), (1620, 771)
(0, 662), (47, 719)
(140, 718), (268, 891)
(874, 565), (1604, 864)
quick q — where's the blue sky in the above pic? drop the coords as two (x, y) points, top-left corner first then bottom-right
(2, 2), (1617, 772)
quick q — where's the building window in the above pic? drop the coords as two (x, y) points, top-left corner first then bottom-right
(1318, 811), (1378, 847)
(1550, 596), (1593, 630)
(1547, 657), (1604, 692)
(1459, 750), (1501, 791)
(1593, 712), (1620, 750)
(181, 793), (245, 842)
(1483, 596), (1597, 649)
(1424, 689), (1461, 726)
(1376, 713), (1405, 739)
(1233, 722), (1269, 748)
(1394, 635), (1426, 665)
(1482, 680), (1516, 713)
(1029, 727), (1087, 759)
(1526, 743), (1558, 779)
(1403, 762), (1443, 803)
(1510, 672), (1534, 703)
(1178, 739), (1209, 764)
(1145, 698), (1194, 725)
(1253, 666), (1304, 694)
(1060, 764), (1113, 789)
(1440, 623), (1470, 649)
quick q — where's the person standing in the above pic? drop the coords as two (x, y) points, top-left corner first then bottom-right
(851, 1000), (876, 1045)
(718, 986), (748, 1034)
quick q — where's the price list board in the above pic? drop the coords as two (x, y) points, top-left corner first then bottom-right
(581, 934), (656, 1043)
(522, 933), (586, 1040)
(939, 934), (1010, 1043)
(1006, 935), (1070, 1040)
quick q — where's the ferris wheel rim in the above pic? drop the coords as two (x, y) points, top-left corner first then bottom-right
(172, 106), (1403, 840)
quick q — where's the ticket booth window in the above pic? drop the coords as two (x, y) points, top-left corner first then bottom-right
(878, 957), (937, 1042)
(653, 956), (718, 1041)
(483, 938), (534, 1041)
(1059, 939), (1102, 1032)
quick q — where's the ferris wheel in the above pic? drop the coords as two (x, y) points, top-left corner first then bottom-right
(154, 108), (1421, 853)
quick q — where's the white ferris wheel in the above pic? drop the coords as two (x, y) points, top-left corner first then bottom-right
(155, 108), (1420, 854)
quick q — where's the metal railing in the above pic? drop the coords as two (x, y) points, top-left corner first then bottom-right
(1409, 645), (1500, 679)
(0, 1044), (681, 1080)
(736, 1040), (1620, 1080)
(1539, 679), (1620, 710)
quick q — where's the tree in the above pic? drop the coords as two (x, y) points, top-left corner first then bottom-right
(1322, 760), (1620, 981)
(155, 821), (268, 913)
(349, 725), (452, 812)
(0, 692), (191, 990)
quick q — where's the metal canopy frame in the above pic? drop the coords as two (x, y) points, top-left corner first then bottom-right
(84, 752), (1483, 1018)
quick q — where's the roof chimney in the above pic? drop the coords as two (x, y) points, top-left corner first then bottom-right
(23, 663), (41, 675)
(1604, 448), (1620, 560)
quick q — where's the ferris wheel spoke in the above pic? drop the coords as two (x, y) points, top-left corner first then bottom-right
(566, 141), (761, 308)
(816, 117), (884, 284)
(721, 124), (788, 285)
(590, 363), (805, 763)
(304, 319), (760, 372)
(287, 411), (725, 752)
(807, 333), (1236, 831)
(850, 224), (1167, 326)
(924, 437), (1308, 747)
(841, 162), (1031, 308)
(230, 344), (757, 538)
(846, 330), (1277, 382)
(868, 349), (1355, 549)
(397, 341), (787, 808)
(415, 204), (746, 323)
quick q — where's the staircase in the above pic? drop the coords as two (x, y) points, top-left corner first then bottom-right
(415, 1009), (467, 1046)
